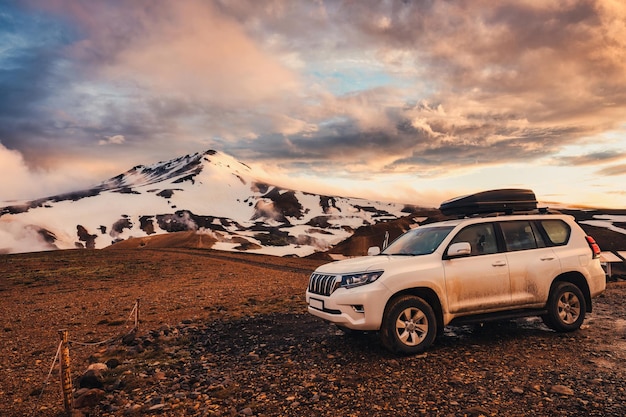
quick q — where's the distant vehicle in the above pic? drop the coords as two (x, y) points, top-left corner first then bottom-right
(306, 189), (606, 354)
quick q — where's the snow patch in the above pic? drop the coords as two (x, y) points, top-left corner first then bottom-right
(581, 215), (626, 236)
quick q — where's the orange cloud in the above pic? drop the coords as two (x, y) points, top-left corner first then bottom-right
(97, 2), (301, 106)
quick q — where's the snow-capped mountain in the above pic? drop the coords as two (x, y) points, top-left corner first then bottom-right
(0, 150), (423, 256)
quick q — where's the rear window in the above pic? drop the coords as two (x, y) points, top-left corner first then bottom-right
(539, 219), (570, 245)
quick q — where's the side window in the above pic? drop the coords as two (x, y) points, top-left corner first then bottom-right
(500, 221), (538, 251)
(529, 222), (547, 248)
(450, 223), (498, 256)
(539, 220), (571, 246)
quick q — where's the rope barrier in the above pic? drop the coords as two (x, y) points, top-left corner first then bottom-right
(68, 332), (127, 347)
(68, 299), (139, 347)
(30, 299), (141, 415)
(29, 340), (63, 417)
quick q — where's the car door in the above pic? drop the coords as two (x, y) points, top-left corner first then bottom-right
(443, 222), (511, 314)
(499, 220), (561, 306)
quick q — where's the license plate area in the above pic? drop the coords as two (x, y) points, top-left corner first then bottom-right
(309, 297), (324, 311)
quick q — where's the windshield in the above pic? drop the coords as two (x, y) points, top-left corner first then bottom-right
(382, 226), (455, 256)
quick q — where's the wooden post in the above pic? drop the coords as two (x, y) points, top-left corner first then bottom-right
(135, 298), (140, 331)
(58, 329), (73, 416)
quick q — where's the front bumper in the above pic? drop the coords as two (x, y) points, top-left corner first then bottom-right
(306, 283), (391, 331)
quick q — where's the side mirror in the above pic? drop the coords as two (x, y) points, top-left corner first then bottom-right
(447, 242), (471, 258)
(367, 246), (381, 256)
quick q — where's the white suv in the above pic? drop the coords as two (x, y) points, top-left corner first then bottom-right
(306, 191), (606, 354)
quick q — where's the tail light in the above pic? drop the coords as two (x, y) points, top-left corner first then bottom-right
(585, 236), (601, 259)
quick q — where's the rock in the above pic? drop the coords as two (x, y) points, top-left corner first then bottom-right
(141, 337), (154, 346)
(106, 378), (124, 391)
(549, 385), (574, 396)
(79, 370), (104, 389)
(148, 403), (166, 411)
(128, 344), (145, 355)
(511, 386), (524, 394)
(105, 358), (121, 369)
(74, 388), (105, 409)
(460, 406), (492, 416)
(124, 404), (142, 415)
(122, 332), (137, 346)
(87, 362), (108, 372)
(150, 396), (164, 405)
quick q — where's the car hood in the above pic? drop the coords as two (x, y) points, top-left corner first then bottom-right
(314, 255), (398, 274)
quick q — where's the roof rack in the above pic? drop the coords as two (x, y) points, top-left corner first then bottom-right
(471, 207), (562, 218)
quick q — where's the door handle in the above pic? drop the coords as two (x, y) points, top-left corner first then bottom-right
(540, 257), (555, 261)
(492, 261), (507, 267)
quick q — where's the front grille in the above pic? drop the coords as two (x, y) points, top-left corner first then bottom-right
(308, 273), (339, 296)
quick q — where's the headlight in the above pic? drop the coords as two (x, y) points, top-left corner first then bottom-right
(340, 271), (384, 288)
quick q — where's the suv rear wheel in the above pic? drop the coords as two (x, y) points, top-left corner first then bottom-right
(542, 282), (586, 332)
(380, 295), (437, 354)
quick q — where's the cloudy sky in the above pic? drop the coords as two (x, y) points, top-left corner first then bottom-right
(1, 0), (625, 208)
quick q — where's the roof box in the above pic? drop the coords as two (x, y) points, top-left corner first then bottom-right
(439, 189), (538, 216)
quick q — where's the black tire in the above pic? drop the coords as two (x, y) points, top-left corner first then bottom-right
(380, 295), (437, 355)
(542, 282), (586, 332)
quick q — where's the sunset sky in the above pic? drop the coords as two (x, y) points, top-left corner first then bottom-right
(1, 0), (626, 208)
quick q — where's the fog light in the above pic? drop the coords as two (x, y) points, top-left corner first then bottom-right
(352, 305), (364, 313)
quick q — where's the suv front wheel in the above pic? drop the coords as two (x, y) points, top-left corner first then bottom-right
(542, 282), (587, 332)
(380, 295), (437, 354)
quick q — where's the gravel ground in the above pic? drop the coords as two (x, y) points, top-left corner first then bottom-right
(1, 249), (625, 417)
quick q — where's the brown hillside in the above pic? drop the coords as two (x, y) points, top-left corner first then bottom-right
(329, 210), (445, 256)
(106, 231), (217, 250)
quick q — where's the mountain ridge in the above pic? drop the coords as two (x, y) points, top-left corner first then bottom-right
(1, 149), (625, 259)
(0, 149), (421, 255)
